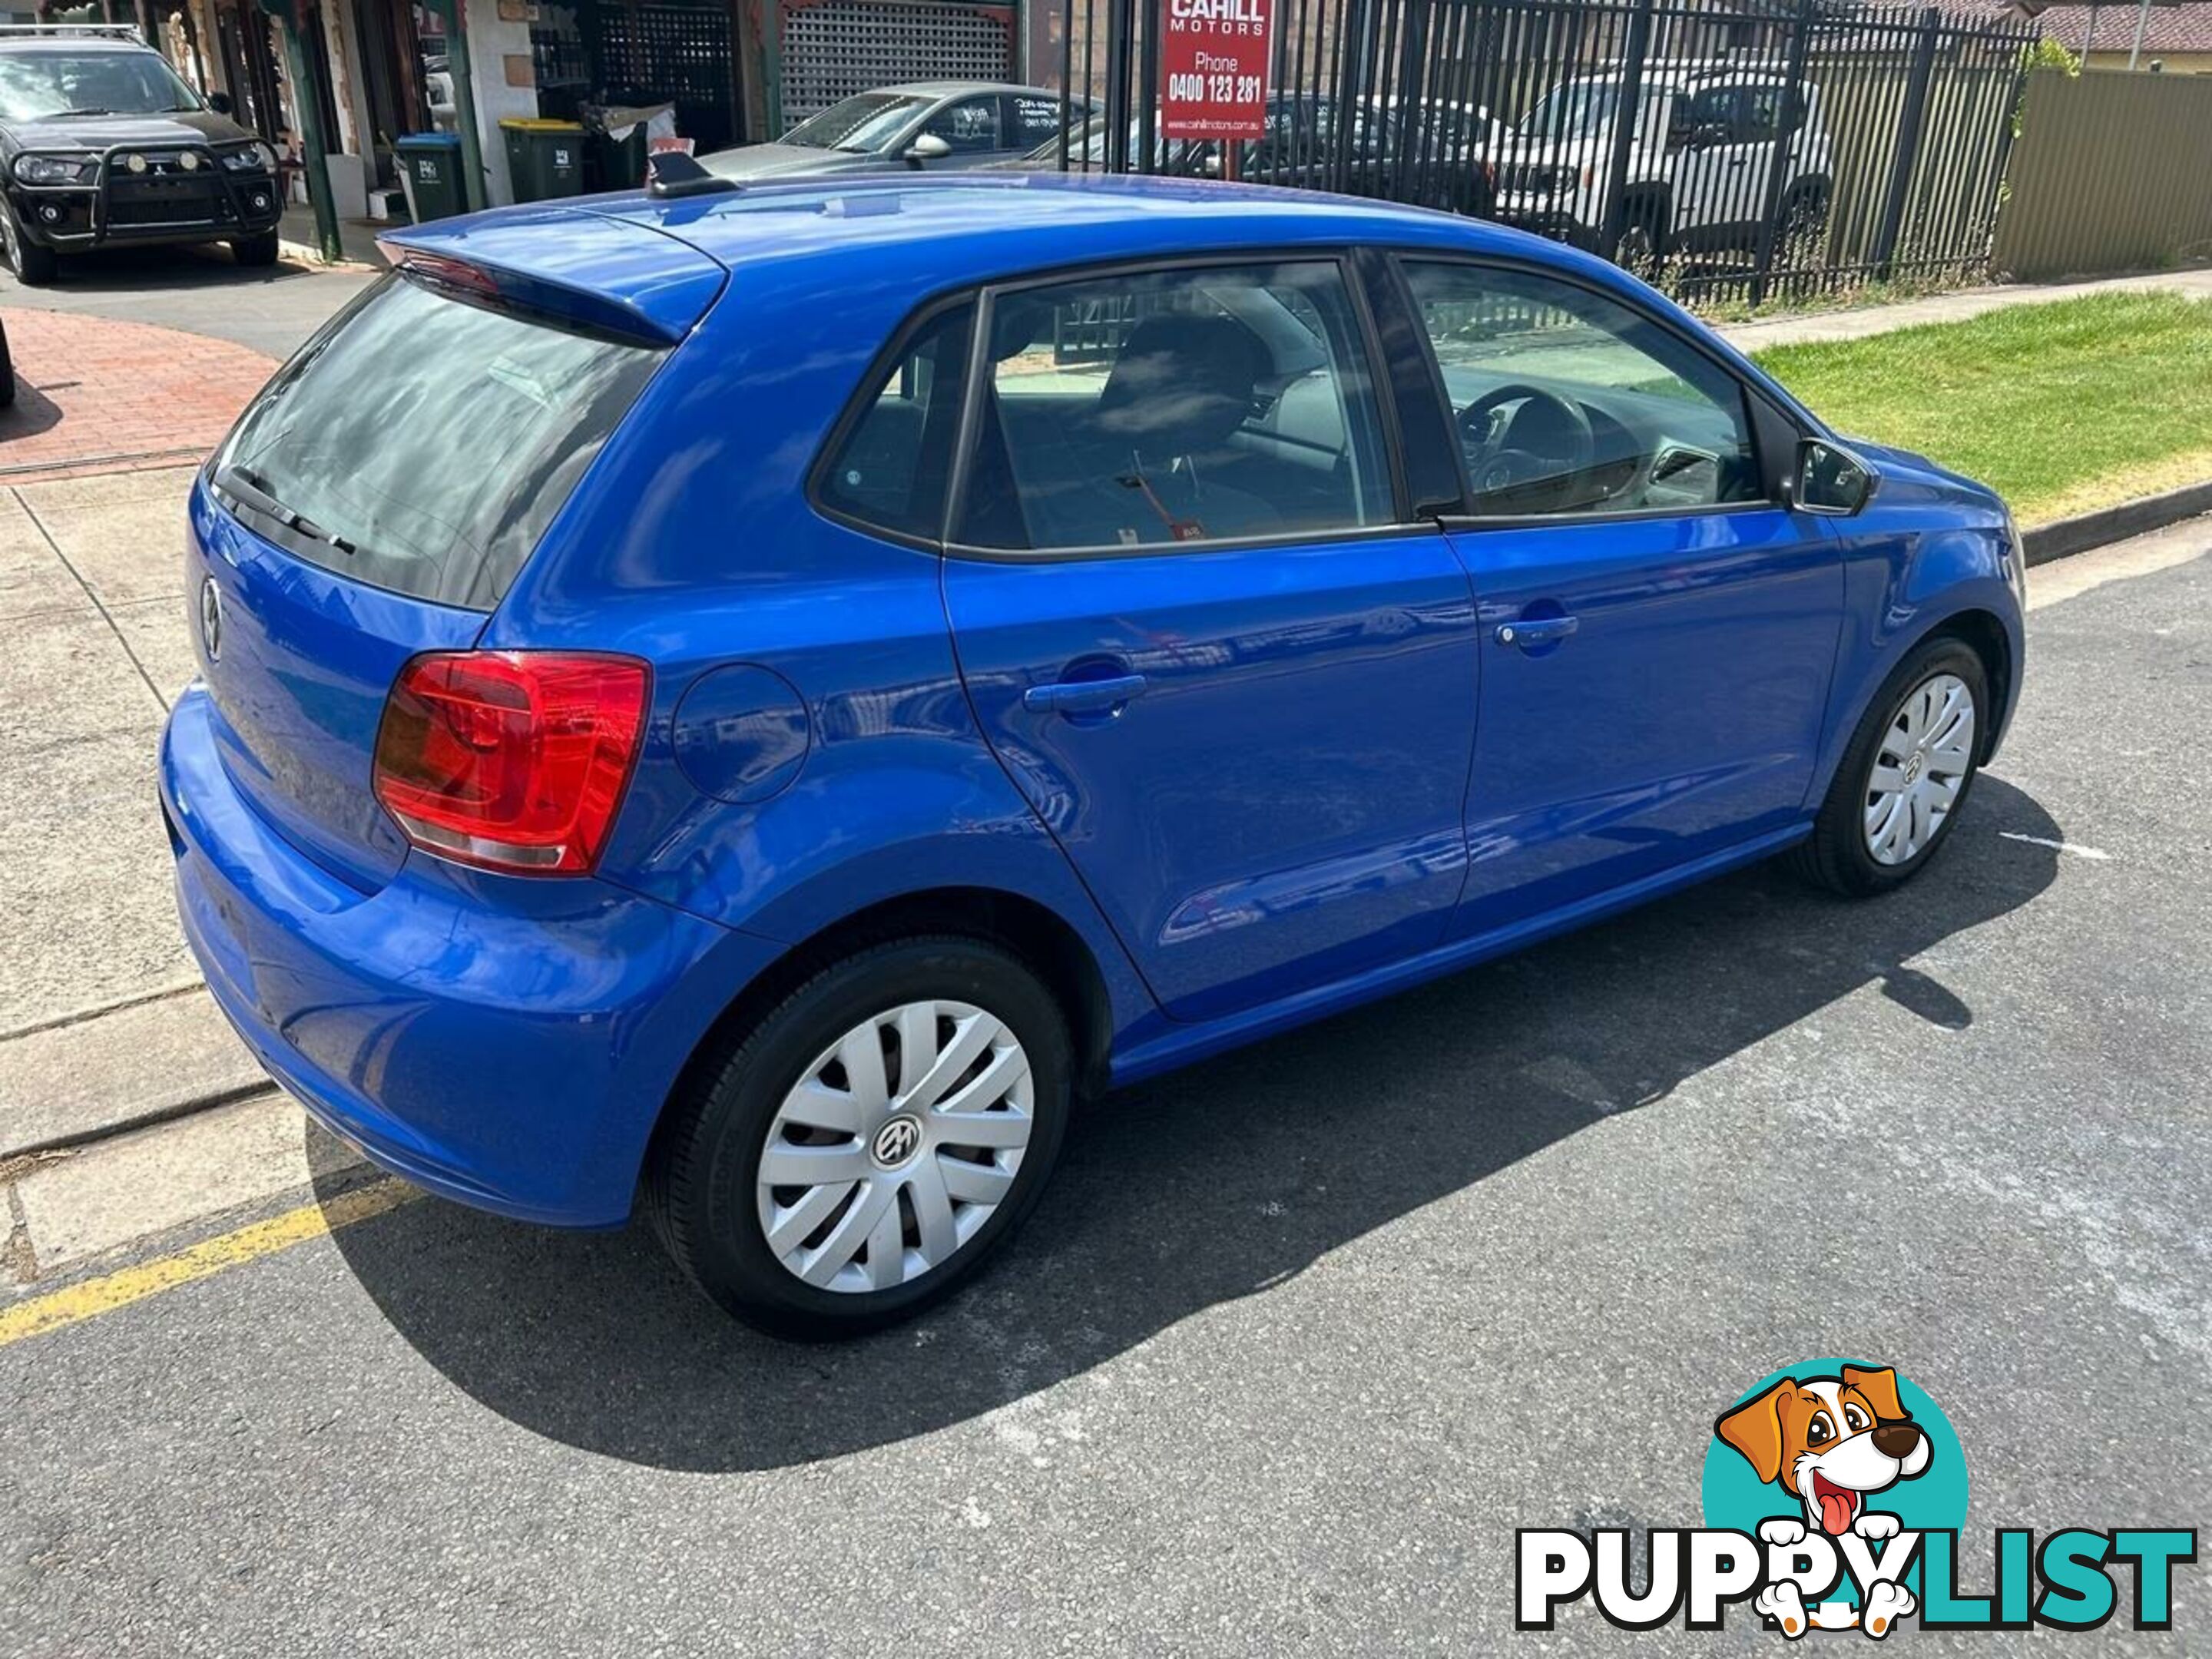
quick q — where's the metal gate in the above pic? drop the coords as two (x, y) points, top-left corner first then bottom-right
(1055, 0), (2038, 308)
(779, 0), (1018, 130)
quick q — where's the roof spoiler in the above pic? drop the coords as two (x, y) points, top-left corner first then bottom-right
(376, 245), (700, 347)
(645, 151), (740, 200)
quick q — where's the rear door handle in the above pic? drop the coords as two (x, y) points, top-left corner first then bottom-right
(1023, 673), (1147, 714)
(1495, 616), (1578, 649)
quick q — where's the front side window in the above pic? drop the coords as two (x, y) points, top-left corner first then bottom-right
(816, 303), (974, 541)
(922, 95), (1002, 154)
(0, 49), (201, 122)
(959, 262), (1394, 553)
(1402, 260), (1760, 518)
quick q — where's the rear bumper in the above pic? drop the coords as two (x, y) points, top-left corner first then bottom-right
(161, 685), (779, 1227)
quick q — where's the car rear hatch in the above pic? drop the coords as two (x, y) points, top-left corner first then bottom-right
(189, 207), (723, 890)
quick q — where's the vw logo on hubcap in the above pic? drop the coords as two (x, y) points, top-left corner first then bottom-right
(199, 576), (224, 662)
(872, 1115), (922, 1168)
(1902, 752), (1925, 786)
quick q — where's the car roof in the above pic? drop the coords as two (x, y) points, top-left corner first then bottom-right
(860, 81), (1065, 99)
(561, 172), (1531, 277)
(1569, 59), (1793, 88)
(386, 173), (1575, 336)
(0, 34), (161, 53)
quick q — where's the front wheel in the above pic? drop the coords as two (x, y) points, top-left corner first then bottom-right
(230, 230), (281, 268)
(645, 936), (1072, 1339)
(3, 205), (59, 286)
(1609, 208), (1664, 280)
(1790, 637), (1988, 896)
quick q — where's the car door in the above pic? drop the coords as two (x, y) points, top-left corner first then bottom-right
(942, 257), (1482, 1024)
(1733, 82), (1787, 250)
(1667, 82), (1754, 247)
(1391, 257), (1844, 939)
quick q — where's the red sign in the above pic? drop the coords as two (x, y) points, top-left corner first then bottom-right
(1158, 0), (1274, 141)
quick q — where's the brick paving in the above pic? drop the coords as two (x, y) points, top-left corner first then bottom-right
(0, 309), (276, 486)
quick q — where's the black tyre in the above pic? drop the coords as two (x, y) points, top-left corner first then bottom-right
(1610, 204), (1664, 280)
(4, 205), (59, 286)
(1780, 184), (1830, 253)
(645, 935), (1072, 1339)
(0, 319), (13, 409)
(1790, 635), (1988, 897)
(230, 230), (282, 269)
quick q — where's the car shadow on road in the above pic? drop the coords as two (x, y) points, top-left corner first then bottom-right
(319, 776), (2062, 1472)
(0, 379), (62, 441)
(2, 243), (319, 296)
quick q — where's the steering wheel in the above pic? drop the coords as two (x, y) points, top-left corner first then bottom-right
(1456, 383), (1595, 512)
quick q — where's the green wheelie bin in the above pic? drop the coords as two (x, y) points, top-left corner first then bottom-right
(500, 118), (586, 204)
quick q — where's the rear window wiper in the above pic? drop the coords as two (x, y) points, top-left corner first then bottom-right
(214, 463), (357, 555)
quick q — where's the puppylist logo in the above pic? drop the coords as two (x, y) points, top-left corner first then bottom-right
(1518, 1359), (2195, 1638)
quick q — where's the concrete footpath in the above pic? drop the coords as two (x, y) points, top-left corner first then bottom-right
(0, 258), (2208, 1172)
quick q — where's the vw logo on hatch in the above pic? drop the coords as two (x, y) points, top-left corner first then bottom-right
(200, 576), (223, 663)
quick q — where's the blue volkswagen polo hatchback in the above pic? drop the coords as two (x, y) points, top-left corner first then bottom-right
(163, 171), (2024, 1336)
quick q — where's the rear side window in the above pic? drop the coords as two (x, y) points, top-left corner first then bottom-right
(959, 262), (1394, 553)
(816, 303), (975, 541)
(210, 274), (663, 611)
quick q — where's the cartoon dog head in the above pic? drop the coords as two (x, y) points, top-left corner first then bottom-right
(1715, 1365), (1932, 1536)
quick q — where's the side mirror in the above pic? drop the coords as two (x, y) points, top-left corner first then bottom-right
(1689, 121), (1730, 150)
(1790, 438), (1876, 516)
(902, 133), (952, 166)
(207, 91), (234, 117)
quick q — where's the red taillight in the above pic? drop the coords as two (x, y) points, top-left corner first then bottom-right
(373, 652), (649, 875)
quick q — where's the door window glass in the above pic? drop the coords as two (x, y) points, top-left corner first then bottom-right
(1402, 260), (1761, 518)
(1007, 93), (1066, 151)
(922, 95), (1003, 153)
(1739, 85), (1783, 142)
(1676, 84), (1741, 145)
(959, 262), (1395, 552)
(817, 303), (975, 541)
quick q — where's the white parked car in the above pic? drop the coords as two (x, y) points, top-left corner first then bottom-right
(1495, 63), (1833, 272)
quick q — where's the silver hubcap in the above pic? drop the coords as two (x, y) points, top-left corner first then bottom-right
(1863, 672), (1975, 866)
(757, 1000), (1033, 1294)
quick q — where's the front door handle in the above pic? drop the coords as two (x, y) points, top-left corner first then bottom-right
(1023, 673), (1147, 714)
(1495, 615), (1578, 649)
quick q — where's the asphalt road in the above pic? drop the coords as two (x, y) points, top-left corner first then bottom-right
(2, 538), (2207, 1654)
(0, 244), (374, 359)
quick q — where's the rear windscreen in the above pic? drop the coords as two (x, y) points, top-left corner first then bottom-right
(210, 273), (664, 610)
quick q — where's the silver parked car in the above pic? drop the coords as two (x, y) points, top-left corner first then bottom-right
(703, 81), (1098, 181)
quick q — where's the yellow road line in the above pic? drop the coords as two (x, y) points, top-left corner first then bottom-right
(0, 1177), (419, 1349)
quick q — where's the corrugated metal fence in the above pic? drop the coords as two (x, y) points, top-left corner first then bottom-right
(1992, 68), (2212, 280)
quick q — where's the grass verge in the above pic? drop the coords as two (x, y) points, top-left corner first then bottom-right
(1750, 290), (2212, 525)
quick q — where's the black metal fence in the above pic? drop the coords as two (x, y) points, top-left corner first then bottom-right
(1051, 0), (2039, 308)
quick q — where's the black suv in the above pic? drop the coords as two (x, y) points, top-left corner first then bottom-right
(0, 25), (283, 284)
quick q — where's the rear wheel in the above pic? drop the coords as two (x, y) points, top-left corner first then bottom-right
(645, 936), (1072, 1339)
(230, 230), (281, 268)
(1780, 183), (1830, 254)
(1790, 636), (1988, 896)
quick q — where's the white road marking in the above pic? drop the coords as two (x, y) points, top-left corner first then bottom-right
(1999, 832), (2112, 860)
